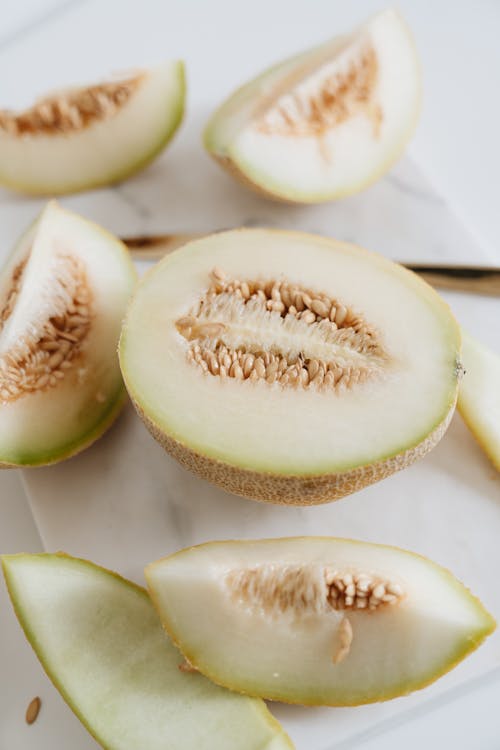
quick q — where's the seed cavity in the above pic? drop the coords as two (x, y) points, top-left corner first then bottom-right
(0, 75), (142, 136)
(0, 254), (91, 402)
(256, 46), (382, 140)
(226, 564), (404, 616)
(176, 268), (387, 392)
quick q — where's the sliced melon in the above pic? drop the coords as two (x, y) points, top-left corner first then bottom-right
(2, 553), (293, 750)
(0, 61), (185, 195)
(0, 202), (136, 467)
(146, 538), (495, 706)
(119, 229), (461, 504)
(204, 9), (420, 203)
(458, 330), (500, 471)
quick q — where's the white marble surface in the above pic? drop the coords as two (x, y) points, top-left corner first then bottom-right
(1, 1), (500, 748)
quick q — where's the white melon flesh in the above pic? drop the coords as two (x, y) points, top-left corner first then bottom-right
(458, 330), (500, 471)
(0, 202), (136, 467)
(2, 554), (292, 750)
(146, 538), (495, 706)
(0, 61), (185, 195)
(119, 229), (460, 504)
(205, 10), (420, 202)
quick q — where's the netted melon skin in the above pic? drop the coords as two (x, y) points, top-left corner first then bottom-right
(134, 398), (456, 505)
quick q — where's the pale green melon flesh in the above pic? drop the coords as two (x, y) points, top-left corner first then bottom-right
(119, 229), (460, 477)
(0, 61), (185, 195)
(146, 538), (495, 706)
(2, 553), (293, 750)
(458, 330), (500, 471)
(0, 202), (136, 466)
(205, 10), (420, 202)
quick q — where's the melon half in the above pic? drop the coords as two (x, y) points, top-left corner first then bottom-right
(0, 202), (136, 467)
(119, 229), (461, 504)
(0, 61), (185, 195)
(146, 538), (495, 706)
(204, 9), (420, 202)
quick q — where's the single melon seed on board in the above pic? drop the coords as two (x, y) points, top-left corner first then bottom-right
(25, 696), (41, 725)
(175, 268), (386, 393)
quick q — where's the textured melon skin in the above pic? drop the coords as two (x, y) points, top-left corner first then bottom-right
(146, 538), (496, 707)
(0, 62), (185, 196)
(134, 398), (456, 505)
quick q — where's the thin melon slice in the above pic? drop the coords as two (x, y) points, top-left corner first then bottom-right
(119, 229), (461, 505)
(0, 61), (185, 195)
(146, 538), (495, 706)
(0, 202), (136, 467)
(204, 9), (420, 203)
(458, 330), (500, 471)
(2, 553), (292, 750)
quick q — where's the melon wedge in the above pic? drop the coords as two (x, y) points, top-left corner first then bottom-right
(119, 229), (461, 505)
(204, 9), (420, 203)
(0, 61), (185, 195)
(146, 538), (495, 706)
(0, 202), (136, 467)
(458, 330), (500, 471)
(1, 553), (293, 750)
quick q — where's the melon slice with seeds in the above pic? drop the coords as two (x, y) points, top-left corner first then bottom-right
(0, 202), (136, 467)
(458, 330), (500, 471)
(204, 9), (420, 202)
(146, 538), (495, 706)
(0, 61), (185, 195)
(119, 228), (461, 505)
(2, 553), (293, 750)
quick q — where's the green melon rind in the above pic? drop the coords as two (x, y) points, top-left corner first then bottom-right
(2, 552), (294, 750)
(145, 537), (496, 707)
(119, 229), (461, 480)
(0, 61), (186, 196)
(0, 205), (137, 468)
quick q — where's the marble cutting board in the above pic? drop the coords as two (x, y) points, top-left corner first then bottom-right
(21, 156), (500, 750)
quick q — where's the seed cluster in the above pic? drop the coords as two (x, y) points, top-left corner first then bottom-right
(0, 254), (91, 403)
(177, 268), (384, 392)
(325, 569), (404, 612)
(227, 564), (404, 617)
(258, 46), (382, 139)
(0, 76), (141, 136)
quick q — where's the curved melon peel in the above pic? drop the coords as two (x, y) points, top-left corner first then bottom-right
(458, 330), (500, 471)
(0, 202), (136, 467)
(145, 538), (495, 707)
(119, 228), (460, 505)
(0, 61), (185, 195)
(1, 553), (293, 750)
(204, 9), (420, 203)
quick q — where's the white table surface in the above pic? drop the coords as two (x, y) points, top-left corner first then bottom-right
(0, 1), (499, 748)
